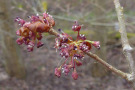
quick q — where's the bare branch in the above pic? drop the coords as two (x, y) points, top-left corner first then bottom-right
(114, 0), (135, 81)
(85, 52), (128, 79)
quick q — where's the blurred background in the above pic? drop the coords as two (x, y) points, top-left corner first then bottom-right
(0, 0), (135, 90)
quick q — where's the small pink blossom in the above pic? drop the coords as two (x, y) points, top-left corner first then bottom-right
(37, 41), (44, 48)
(16, 38), (23, 45)
(55, 68), (61, 78)
(27, 45), (34, 52)
(16, 30), (21, 36)
(75, 60), (82, 66)
(92, 41), (100, 49)
(72, 21), (81, 32)
(72, 70), (78, 80)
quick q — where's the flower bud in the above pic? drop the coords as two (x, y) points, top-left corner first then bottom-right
(37, 41), (44, 48)
(16, 38), (23, 45)
(72, 21), (81, 32)
(72, 70), (78, 80)
(36, 33), (42, 40)
(28, 41), (35, 47)
(63, 64), (71, 75)
(74, 60), (82, 66)
(15, 17), (25, 26)
(21, 28), (29, 37)
(36, 22), (50, 33)
(47, 16), (55, 26)
(16, 30), (22, 36)
(30, 15), (40, 22)
(78, 34), (86, 40)
(55, 68), (61, 78)
(79, 42), (91, 52)
(27, 45), (34, 52)
(92, 41), (100, 49)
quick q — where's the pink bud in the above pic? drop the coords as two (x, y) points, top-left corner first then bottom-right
(75, 60), (82, 66)
(55, 68), (61, 78)
(19, 19), (25, 26)
(72, 21), (81, 32)
(63, 64), (71, 75)
(28, 41), (35, 47)
(92, 41), (100, 49)
(30, 16), (40, 22)
(78, 34), (86, 40)
(37, 33), (42, 40)
(15, 17), (25, 26)
(43, 12), (49, 18)
(37, 41), (44, 48)
(72, 70), (78, 80)
(16, 30), (21, 36)
(16, 38), (23, 45)
(27, 45), (34, 52)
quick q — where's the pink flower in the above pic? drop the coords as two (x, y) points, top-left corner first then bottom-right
(63, 64), (71, 75)
(72, 70), (78, 80)
(15, 11), (55, 52)
(36, 33), (42, 40)
(15, 17), (25, 26)
(37, 41), (44, 48)
(27, 45), (34, 52)
(74, 60), (82, 66)
(16, 38), (23, 45)
(54, 38), (60, 51)
(55, 68), (61, 78)
(30, 15), (40, 22)
(72, 21), (81, 32)
(16, 30), (21, 36)
(43, 12), (49, 18)
(92, 41), (100, 49)
(28, 41), (35, 47)
(78, 34), (86, 40)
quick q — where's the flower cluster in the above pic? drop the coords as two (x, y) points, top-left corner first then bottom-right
(54, 21), (100, 80)
(15, 12), (55, 51)
(15, 12), (100, 80)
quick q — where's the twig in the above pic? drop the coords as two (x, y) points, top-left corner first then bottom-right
(85, 52), (128, 79)
(48, 28), (132, 81)
(114, 0), (135, 82)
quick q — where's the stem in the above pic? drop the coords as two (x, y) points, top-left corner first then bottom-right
(85, 52), (128, 79)
(114, 0), (135, 81)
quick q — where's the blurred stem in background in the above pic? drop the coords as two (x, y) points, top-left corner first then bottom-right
(0, 0), (26, 79)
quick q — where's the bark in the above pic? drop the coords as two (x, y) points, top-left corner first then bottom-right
(0, 0), (26, 79)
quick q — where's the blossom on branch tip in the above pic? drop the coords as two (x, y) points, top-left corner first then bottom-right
(55, 67), (61, 78)
(54, 22), (100, 80)
(78, 34), (86, 40)
(15, 17), (25, 26)
(15, 12), (55, 51)
(74, 59), (82, 66)
(15, 13), (101, 80)
(92, 41), (100, 49)
(16, 38), (23, 45)
(72, 69), (78, 80)
(72, 21), (81, 32)
(37, 41), (44, 48)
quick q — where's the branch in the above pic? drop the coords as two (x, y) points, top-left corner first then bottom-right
(48, 28), (131, 81)
(48, 1), (135, 87)
(114, 0), (135, 81)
